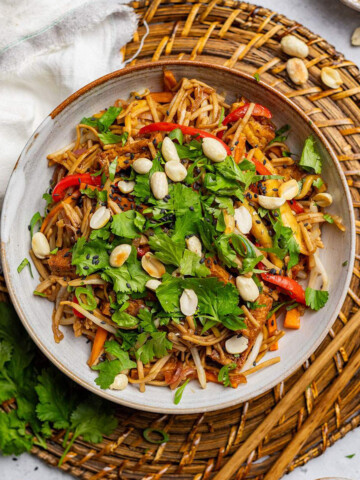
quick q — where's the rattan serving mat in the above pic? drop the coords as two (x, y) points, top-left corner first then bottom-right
(12, 1), (360, 478)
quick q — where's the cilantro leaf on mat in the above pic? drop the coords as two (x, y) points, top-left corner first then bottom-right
(35, 369), (77, 429)
(0, 410), (34, 456)
(59, 397), (118, 465)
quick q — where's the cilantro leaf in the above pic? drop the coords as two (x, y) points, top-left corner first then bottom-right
(109, 157), (118, 181)
(90, 224), (111, 240)
(299, 135), (322, 174)
(133, 153), (163, 202)
(71, 238), (109, 275)
(35, 369), (76, 429)
(59, 397), (118, 465)
(80, 187), (107, 203)
(111, 310), (138, 328)
(305, 288), (329, 311)
(169, 128), (183, 145)
(312, 178), (324, 189)
(111, 210), (145, 239)
(240, 255), (264, 274)
(215, 235), (238, 268)
(136, 332), (172, 364)
(269, 124), (290, 145)
(179, 250), (210, 277)
(97, 106), (122, 132)
(148, 230), (184, 266)
(0, 410), (34, 455)
(116, 330), (138, 351)
(98, 131), (128, 146)
(155, 275), (183, 313)
(92, 340), (136, 389)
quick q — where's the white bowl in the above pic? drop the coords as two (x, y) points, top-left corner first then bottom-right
(1, 61), (355, 413)
(340, 0), (360, 11)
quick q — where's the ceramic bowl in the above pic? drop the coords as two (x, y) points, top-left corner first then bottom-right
(1, 61), (355, 413)
(340, 0), (360, 11)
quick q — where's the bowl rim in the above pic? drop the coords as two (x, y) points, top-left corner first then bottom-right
(1, 60), (356, 413)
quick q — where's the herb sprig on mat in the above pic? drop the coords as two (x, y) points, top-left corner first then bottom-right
(0, 302), (118, 459)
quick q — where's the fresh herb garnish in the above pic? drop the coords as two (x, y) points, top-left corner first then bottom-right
(305, 288), (329, 311)
(29, 212), (42, 238)
(17, 258), (33, 277)
(299, 135), (322, 174)
(218, 363), (237, 387)
(174, 379), (190, 404)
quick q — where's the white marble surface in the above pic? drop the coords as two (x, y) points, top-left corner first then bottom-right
(1, 1), (360, 479)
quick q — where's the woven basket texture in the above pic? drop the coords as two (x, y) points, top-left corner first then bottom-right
(3, 1), (360, 479)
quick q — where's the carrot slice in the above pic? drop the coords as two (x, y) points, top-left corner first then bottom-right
(267, 314), (278, 351)
(284, 308), (301, 330)
(40, 192), (80, 233)
(88, 327), (108, 366)
(163, 70), (177, 91)
(149, 92), (174, 103)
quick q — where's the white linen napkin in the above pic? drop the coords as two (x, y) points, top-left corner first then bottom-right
(0, 0), (138, 206)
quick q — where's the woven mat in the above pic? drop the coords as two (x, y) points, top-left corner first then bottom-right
(19, 1), (360, 478)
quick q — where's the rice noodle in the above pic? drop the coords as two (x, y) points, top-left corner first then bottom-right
(240, 333), (264, 373)
(60, 301), (117, 334)
(190, 347), (207, 389)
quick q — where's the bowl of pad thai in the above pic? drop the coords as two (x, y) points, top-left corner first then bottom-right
(1, 61), (354, 413)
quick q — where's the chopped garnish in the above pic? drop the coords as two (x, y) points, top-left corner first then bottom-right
(17, 258), (33, 278)
(305, 288), (329, 311)
(299, 135), (322, 174)
(218, 363), (237, 387)
(143, 428), (169, 444)
(174, 379), (190, 404)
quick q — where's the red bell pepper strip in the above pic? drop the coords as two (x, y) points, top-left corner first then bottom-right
(223, 103), (272, 126)
(139, 122), (231, 155)
(261, 272), (306, 304)
(52, 174), (102, 202)
(252, 158), (272, 176)
(217, 103), (272, 139)
(288, 199), (304, 214)
(72, 296), (85, 319)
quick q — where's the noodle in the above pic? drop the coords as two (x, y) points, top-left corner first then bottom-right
(28, 71), (342, 396)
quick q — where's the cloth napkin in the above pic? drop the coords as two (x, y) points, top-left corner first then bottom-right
(0, 0), (138, 206)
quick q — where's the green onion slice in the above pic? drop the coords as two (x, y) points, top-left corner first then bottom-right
(143, 428), (169, 444)
(17, 258), (33, 278)
(29, 212), (42, 238)
(75, 286), (97, 311)
(174, 378), (190, 405)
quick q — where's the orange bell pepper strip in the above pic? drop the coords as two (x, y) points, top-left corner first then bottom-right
(163, 70), (177, 91)
(149, 92), (174, 103)
(88, 327), (108, 366)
